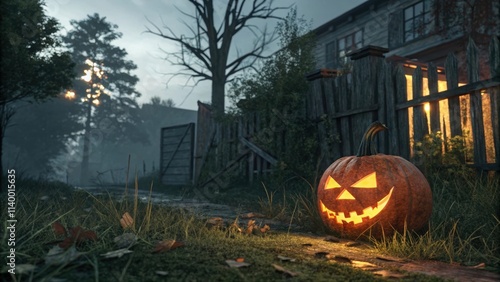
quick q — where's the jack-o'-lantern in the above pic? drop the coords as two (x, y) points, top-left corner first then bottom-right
(317, 121), (432, 239)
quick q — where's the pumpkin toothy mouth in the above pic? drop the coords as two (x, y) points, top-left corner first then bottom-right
(320, 187), (394, 224)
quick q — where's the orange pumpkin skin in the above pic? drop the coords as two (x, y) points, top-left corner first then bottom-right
(317, 122), (432, 239)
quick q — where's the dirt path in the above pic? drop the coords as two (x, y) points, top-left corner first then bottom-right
(171, 199), (500, 282)
(80, 186), (500, 281)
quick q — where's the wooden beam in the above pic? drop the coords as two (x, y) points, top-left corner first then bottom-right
(396, 76), (500, 110)
(239, 137), (278, 166)
(198, 149), (250, 188)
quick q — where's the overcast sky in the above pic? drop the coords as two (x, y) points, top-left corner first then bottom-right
(44, 0), (367, 110)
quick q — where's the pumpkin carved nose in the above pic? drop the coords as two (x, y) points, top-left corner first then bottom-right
(337, 189), (355, 200)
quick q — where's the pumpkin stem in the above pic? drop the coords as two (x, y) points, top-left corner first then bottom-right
(356, 121), (388, 157)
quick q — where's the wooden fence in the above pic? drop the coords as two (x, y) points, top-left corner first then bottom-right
(194, 37), (500, 187)
(307, 37), (499, 171)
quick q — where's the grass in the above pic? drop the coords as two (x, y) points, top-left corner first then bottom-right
(1, 177), (440, 281)
(1, 168), (498, 281)
(372, 172), (499, 267)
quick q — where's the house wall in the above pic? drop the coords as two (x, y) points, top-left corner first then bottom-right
(313, 0), (500, 70)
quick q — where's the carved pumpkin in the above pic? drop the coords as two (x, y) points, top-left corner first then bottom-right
(317, 121), (432, 239)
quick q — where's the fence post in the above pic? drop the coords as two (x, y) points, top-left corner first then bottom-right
(349, 45), (389, 154)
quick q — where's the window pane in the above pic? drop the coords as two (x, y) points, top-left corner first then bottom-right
(338, 38), (345, 50)
(355, 30), (362, 44)
(404, 7), (413, 20)
(415, 2), (423, 16)
(424, 0), (431, 12)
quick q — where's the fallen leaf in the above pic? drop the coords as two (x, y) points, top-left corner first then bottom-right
(351, 260), (378, 270)
(373, 269), (406, 278)
(45, 245), (81, 266)
(15, 264), (36, 274)
(69, 226), (98, 243)
(114, 233), (137, 248)
(152, 240), (185, 253)
(260, 224), (270, 233)
(120, 212), (134, 229)
(101, 248), (133, 259)
(240, 212), (266, 219)
(155, 270), (169, 276)
(272, 264), (300, 277)
(277, 255), (296, 262)
(235, 257), (245, 263)
(469, 262), (486, 269)
(226, 259), (251, 268)
(324, 235), (340, 242)
(345, 241), (361, 247)
(52, 222), (67, 237)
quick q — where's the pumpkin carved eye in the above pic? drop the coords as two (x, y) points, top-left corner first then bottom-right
(351, 172), (377, 188)
(324, 176), (341, 189)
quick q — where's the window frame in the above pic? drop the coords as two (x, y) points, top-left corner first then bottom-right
(337, 29), (363, 67)
(403, 0), (433, 42)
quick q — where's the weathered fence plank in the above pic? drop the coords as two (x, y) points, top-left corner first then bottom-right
(412, 66), (429, 144)
(467, 38), (487, 166)
(428, 62), (441, 133)
(445, 53), (462, 137)
(395, 65), (410, 160)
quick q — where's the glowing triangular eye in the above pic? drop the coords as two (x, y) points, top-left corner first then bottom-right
(324, 176), (341, 189)
(351, 172), (377, 188)
(336, 189), (355, 200)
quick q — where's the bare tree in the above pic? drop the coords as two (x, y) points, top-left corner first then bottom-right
(146, 0), (287, 114)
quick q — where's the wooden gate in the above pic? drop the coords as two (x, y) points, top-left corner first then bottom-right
(160, 123), (195, 185)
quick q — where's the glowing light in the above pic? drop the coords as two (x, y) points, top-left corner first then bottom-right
(92, 99), (100, 106)
(424, 103), (430, 113)
(325, 176), (341, 189)
(320, 187), (394, 224)
(64, 90), (76, 100)
(336, 189), (355, 200)
(351, 172), (377, 188)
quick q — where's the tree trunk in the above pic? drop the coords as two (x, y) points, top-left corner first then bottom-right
(80, 101), (92, 185)
(211, 77), (226, 115)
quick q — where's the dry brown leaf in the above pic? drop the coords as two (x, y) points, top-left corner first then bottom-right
(469, 262), (486, 269)
(52, 222), (67, 237)
(56, 225), (98, 249)
(120, 212), (134, 229)
(226, 259), (251, 268)
(152, 240), (185, 253)
(235, 257), (245, 263)
(240, 212), (266, 219)
(272, 264), (300, 277)
(277, 255), (296, 262)
(260, 224), (270, 233)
